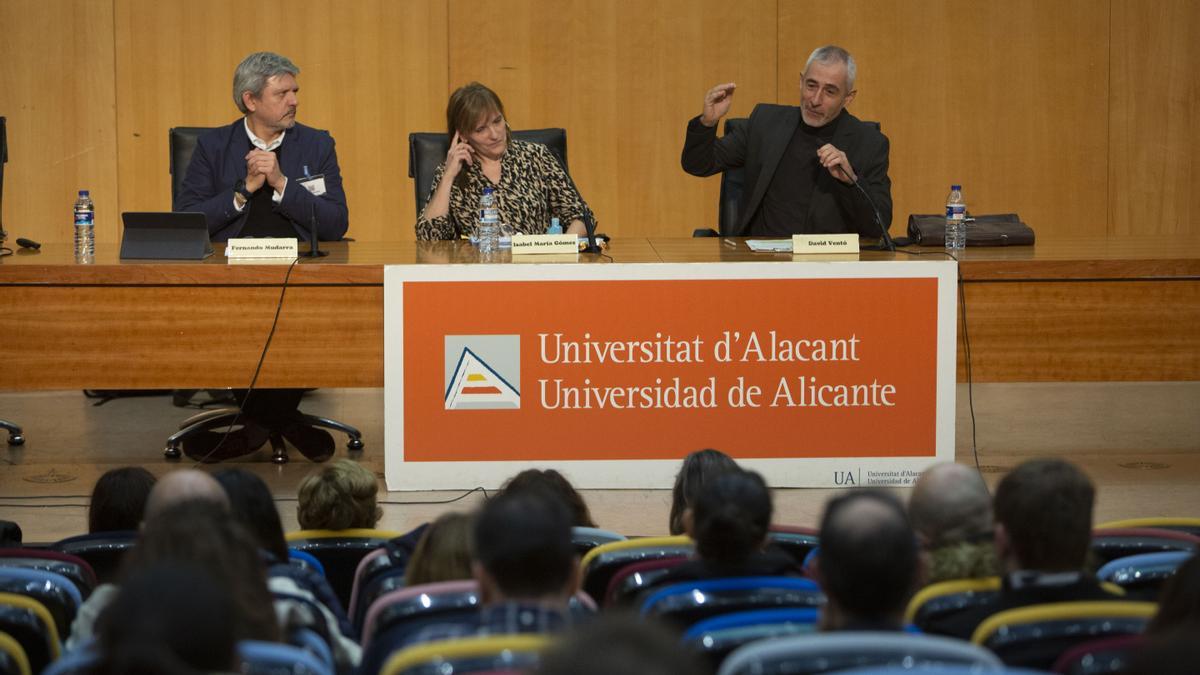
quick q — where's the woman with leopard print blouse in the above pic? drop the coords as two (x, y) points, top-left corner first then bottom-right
(416, 82), (592, 240)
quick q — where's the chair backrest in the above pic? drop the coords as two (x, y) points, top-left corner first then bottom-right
(1090, 527), (1200, 566)
(579, 535), (693, 602)
(50, 530), (138, 585)
(640, 576), (824, 630)
(0, 592), (59, 675)
(380, 633), (550, 675)
(970, 600), (1157, 670)
(361, 580), (480, 650)
(684, 608), (820, 670)
(603, 555), (689, 608)
(1095, 550), (1193, 600)
(285, 529), (398, 609)
(1051, 633), (1144, 675)
(168, 126), (214, 204)
(570, 526), (626, 555)
(288, 548), (328, 578)
(0, 630), (30, 675)
(408, 128), (568, 217)
(0, 568), (82, 637)
(904, 576), (1001, 630)
(348, 547), (393, 619)
(0, 549), (97, 599)
(238, 639), (334, 675)
(766, 526), (820, 566)
(717, 631), (1002, 675)
(717, 118), (748, 236)
(1096, 517), (1200, 536)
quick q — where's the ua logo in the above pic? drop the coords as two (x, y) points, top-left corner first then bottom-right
(444, 335), (520, 410)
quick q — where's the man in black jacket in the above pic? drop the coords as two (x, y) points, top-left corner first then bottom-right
(682, 45), (891, 238)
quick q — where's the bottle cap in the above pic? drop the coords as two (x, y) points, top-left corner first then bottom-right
(951, 185), (961, 191)
(79, 190), (90, 196)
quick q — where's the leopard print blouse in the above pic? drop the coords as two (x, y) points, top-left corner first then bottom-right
(415, 139), (590, 240)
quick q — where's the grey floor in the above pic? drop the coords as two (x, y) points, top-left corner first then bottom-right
(1, 382), (1198, 543)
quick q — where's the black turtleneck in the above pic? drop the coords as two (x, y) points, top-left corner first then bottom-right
(242, 145), (298, 238)
(749, 110), (843, 236)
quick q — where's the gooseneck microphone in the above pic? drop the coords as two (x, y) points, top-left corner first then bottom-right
(847, 170), (897, 252)
(549, 150), (601, 254)
(301, 200), (328, 258)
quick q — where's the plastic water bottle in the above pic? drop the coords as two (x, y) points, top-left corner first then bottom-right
(478, 187), (500, 254)
(945, 184), (966, 251)
(74, 190), (95, 264)
(547, 217), (563, 235)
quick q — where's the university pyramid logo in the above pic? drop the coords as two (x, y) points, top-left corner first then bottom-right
(444, 336), (521, 410)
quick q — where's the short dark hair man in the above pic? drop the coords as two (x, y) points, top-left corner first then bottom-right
(926, 459), (1124, 639)
(815, 488), (919, 631)
(175, 51), (349, 242)
(682, 45), (891, 238)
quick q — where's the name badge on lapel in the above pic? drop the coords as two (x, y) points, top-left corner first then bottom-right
(298, 174), (327, 196)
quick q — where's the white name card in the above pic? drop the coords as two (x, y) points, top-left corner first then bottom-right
(792, 233), (860, 255)
(511, 234), (579, 255)
(225, 238), (299, 259)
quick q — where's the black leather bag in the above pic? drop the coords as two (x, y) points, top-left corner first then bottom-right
(907, 213), (1035, 246)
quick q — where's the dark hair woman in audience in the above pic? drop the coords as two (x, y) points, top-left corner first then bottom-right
(658, 469), (799, 584)
(668, 449), (739, 535)
(415, 81), (592, 239)
(405, 511), (476, 586)
(502, 468), (598, 528)
(214, 468), (289, 561)
(94, 563), (238, 675)
(88, 466), (156, 533)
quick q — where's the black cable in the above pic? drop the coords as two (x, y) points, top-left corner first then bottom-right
(188, 257), (301, 465)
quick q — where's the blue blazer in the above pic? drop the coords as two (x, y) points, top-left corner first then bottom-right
(174, 119), (349, 242)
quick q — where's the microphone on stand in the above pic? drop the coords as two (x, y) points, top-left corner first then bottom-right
(301, 200), (328, 258)
(841, 164), (898, 251)
(549, 150), (601, 254)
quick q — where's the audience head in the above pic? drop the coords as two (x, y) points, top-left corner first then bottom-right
(125, 499), (278, 642)
(908, 463), (996, 581)
(669, 448), (739, 535)
(687, 469), (772, 565)
(88, 466), (157, 533)
(502, 468), (597, 528)
(1148, 554), (1200, 636)
(143, 469), (230, 522)
(473, 490), (577, 605)
(817, 489), (918, 629)
(405, 511), (475, 586)
(214, 468), (288, 562)
(446, 81), (509, 147)
(96, 563), (238, 675)
(296, 459), (381, 530)
(537, 612), (711, 675)
(993, 458), (1094, 572)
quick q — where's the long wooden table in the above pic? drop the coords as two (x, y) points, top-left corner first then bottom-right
(2, 237), (1197, 388)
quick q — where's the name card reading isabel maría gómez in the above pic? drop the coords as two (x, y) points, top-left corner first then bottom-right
(383, 261), (957, 491)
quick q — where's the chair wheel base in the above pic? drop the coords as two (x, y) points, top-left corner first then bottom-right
(347, 437), (364, 451)
(164, 445), (182, 459)
(6, 434), (24, 446)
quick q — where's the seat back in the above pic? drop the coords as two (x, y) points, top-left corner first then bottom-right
(640, 576), (823, 630)
(1095, 550), (1193, 600)
(0, 549), (96, 599)
(1096, 517), (1200, 536)
(571, 526), (626, 555)
(766, 526), (820, 566)
(1051, 634), (1144, 675)
(239, 639), (334, 675)
(168, 126), (215, 205)
(579, 535), (693, 602)
(286, 529), (398, 609)
(50, 531), (138, 585)
(904, 576), (1001, 631)
(603, 556), (689, 608)
(684, 608), (820, 670)
(380, 633), (550, 675)
(717, 631), (1002, 675)
(1090, 527), (1200, 567)
(970, 600), (1157, 670)
(0, 631), (30, 675)
(0, 568), (82, 637)
(288, 548), (328, 578)
(408, 129), (568, 217)
(361, 580), (480, 650)
(716, 118), (748, 236)
(348, 547), (393, 621)
(0, 592), (59, 675)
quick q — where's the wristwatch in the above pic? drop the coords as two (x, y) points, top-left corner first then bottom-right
(234, 179), (254, 202)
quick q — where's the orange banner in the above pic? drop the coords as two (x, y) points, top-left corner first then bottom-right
(402, 276), (938, 463)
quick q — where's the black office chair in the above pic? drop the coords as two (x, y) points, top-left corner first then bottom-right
(163, 127), (363, 464)
(698, 117), (882, 238)
(0, 117), (24, 446)
(408, 128), (567, 217)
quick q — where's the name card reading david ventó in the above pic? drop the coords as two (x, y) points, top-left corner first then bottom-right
(225, 238), (299, 259)
(792, 233), (860, 254)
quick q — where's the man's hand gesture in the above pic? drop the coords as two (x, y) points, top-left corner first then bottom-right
(700, 83), (737, 127)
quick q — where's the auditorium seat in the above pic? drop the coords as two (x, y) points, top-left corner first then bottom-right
(50, 531), (137, 585)
(1095, 550), (1193, 600)
(570, 526), (626, 555)
(0, 569), (81, 637)
(1097, 517), (1200, 536)
(640, 576), (823, 631)
(579, 535), (693, 602)
(970, 600), (1157, 670)
(1051, 634), (1143, 675)
(379, 633), (550, 675)
(683, 607), (820, 669)
(766, 525), (820, 566)
(0, 550), (96, 600)
(603, 556), (689, 608)
(0, 631), (29, 675)
(904, 576), (1001, 632)
(716, 631), (1001, 675)
(285, 529), (397, 609)
(239, 639), (333, 675)
(0, 592), (59, 675)
(1090, 527), (1199, 567)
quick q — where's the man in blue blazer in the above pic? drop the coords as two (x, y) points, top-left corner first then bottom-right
(682, 45), (891, 238)
(174, 52), (349, 242)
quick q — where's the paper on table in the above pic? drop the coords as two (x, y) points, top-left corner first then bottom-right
(745, 239), (795, 252)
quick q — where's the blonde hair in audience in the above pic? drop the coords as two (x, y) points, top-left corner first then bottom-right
(405, 511), (475, 587)
(296, 459), (381, 530)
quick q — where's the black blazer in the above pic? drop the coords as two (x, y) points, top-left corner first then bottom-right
(682, 104), (891, 237)
(174, 119), (349, 242)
